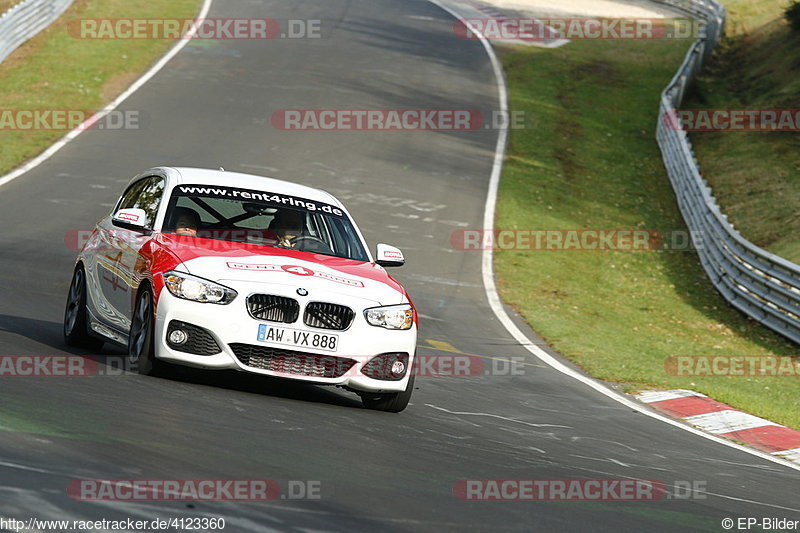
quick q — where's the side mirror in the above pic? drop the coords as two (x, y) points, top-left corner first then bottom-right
(375, 243), (405, 267)
(111, 208), (148, 231)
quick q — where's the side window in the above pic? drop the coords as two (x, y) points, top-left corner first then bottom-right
(117, 180), (149, 212)
(116, 177), (165, 229)
(136, 179), (165, 228)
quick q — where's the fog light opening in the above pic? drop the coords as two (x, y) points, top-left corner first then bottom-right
(169, 329), (188, 345)
(361, 353), (409, 381)
(390, 360), (406, 377)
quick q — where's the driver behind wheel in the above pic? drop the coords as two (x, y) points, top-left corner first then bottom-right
(167, 207), (201, 237)
(269, 209), (305, 247)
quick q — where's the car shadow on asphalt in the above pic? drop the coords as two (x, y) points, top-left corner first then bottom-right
(153, 364), (366, 410)
(0, 313), (367, 410)
(0, 314), (79, 355)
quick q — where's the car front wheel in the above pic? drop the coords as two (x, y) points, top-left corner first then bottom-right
(128, 287), (164, 376)
(359, 375), (415, 413)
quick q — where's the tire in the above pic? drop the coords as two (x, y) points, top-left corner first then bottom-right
(128, 287), (164, 376)
(360, 375), (415, 413)
(63, 265), (104, 351)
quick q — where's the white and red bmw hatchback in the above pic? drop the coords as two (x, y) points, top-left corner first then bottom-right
(64, 167), (417, 411)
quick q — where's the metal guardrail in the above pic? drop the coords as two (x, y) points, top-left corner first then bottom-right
(651, 0), (800, 345)
(0, 0), (74, 65)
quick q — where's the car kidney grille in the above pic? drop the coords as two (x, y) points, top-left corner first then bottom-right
(247, 294), (299, 323)
(303, 302), (355, 330)
(229, 343), (356, 378)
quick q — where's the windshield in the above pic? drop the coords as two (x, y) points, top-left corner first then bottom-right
(163, 184), (369, 261)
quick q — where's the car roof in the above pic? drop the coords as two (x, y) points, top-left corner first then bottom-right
(161, 167), (342, 208)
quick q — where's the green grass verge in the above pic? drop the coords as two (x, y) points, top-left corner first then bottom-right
(717, 0), (793, 35)
(494, 34), (800, 430)
(0, 0), (203, 175)
(684, 0), (800, 263)
(0, 1), (17, 15)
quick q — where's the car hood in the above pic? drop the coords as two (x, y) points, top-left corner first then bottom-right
(156, 234), (407, 305)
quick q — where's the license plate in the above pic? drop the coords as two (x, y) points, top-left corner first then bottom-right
(256, 324), (338, 352)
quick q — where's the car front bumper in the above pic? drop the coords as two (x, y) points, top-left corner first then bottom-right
(153, 285), (417, 393)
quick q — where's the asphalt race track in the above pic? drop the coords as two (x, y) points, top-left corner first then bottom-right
(0, 0), (798, 531)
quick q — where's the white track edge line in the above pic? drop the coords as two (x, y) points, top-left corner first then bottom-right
(0, 0), (215, 189)
(426, 0), (800, 473)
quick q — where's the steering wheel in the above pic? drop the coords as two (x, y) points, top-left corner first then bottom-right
(290, 235), (334, 254)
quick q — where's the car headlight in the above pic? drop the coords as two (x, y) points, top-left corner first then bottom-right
(163, 271), (237, 304)
(364, 304), (414, 330)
